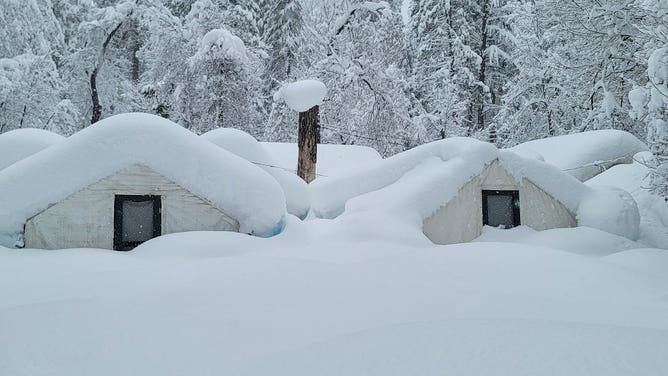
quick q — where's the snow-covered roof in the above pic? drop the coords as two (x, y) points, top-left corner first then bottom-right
(311, 137), (640, 239)
(0, 128), (65, 170)
(261, 142), (382, 178)
(509, 130), (648, 181)
(0, 113), (286, 246)
(202, 128), (310, 218)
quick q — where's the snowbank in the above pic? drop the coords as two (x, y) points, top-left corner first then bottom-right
(604, 248), (668, 278)
(202, 128), (310, 218)
(577, 187), (641, 240)
(509, 130), (648, 181)
(261, 142), (382, 178)
(0, 113), (286, 246)
(0, 128), (65, 170)
(586, 151), (668, 248)
(273, 79), (327, 112)
(2, 232), (667, 375)
(475, 226), (643, 257)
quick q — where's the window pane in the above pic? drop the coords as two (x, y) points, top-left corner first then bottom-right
(486, 194), (514, 228)
(122, 200), (155, 242)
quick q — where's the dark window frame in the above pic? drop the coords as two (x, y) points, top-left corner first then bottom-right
(113, 195), (161, 251)
(482, 190), (521, 229)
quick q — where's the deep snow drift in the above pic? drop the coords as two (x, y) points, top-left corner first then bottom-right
(1, 216), (667, 376)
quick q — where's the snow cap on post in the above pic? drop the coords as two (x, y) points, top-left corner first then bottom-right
(273, 79), (327, 112)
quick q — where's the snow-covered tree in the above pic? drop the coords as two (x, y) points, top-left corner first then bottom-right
(0, 54), (71, 132)
(628, 0), (668, 198)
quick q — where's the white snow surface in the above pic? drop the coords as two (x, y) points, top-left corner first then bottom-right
(577, 187), (641, 240)
(509, 130), (648, 181)
(587, 151), (668, 248)
(261, 141), (382, 178)
(273, 79), (327, 112)
(0, 113), (286, 246)
(202, 128), (310, 218)
(0, 128), (65, 170)
(1, 214), (667, 375)
(311, 137), (493, 218)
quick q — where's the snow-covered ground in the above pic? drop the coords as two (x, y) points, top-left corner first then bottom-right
(1, 127), (667, 375)
(1, 216), (667, 375)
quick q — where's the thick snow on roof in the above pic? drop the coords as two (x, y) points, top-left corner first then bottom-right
(202, 128), (310, 218)
(273, 80), (327, 112)
(509, 130), (648, 181)
(0, 113), (286, 246)
(0, 128), (65, 170)
(311, 138), (495, 218)
(261, 142), (382, 179)
(312, 137), (640, 239)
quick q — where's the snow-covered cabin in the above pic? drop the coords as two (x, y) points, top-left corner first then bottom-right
(0, 128), (65, 171)
(311, 138), (640, 245)
(0, 113), (286, 250)
(509, 130), (648, 181)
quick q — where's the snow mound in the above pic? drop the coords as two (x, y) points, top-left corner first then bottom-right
(586, 151), (668, 248)
(577, 187), (641, 240)
(604, 248), (668, 278)
(274, 79), (327, 112)
(475, 226), (642, 257)
(191, 28), (247, 64)
(261, 142), (381, 178)
(0, 113), (286, 247)
(0, 128), (65, 170)
(509, 130), (648, 181)
(202, 128), (310, 218)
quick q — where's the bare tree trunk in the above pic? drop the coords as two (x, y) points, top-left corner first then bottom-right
(476, 0), (490, 133)
(89, 18), (128, 125)
(297, 105), (320, 183)
(90, 69), (102, 124)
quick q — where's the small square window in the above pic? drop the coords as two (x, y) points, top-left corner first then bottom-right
(482, 190), (520, 229)
(114, 195), (161, 251)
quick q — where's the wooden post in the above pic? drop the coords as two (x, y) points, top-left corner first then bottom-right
(297, 105), (320, 183)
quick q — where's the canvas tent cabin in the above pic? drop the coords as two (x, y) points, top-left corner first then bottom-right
(0, 113), (286, 250)
(311, 138), (640, 245)
(201, 128), (311, 219)
(421, 158), (578, 244)
(0, 128), (65, 171)
(509, 130), (648, 181)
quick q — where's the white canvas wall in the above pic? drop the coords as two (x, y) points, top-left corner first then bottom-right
(423, 161), (576, 245)
(25, 164), (239, 249)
